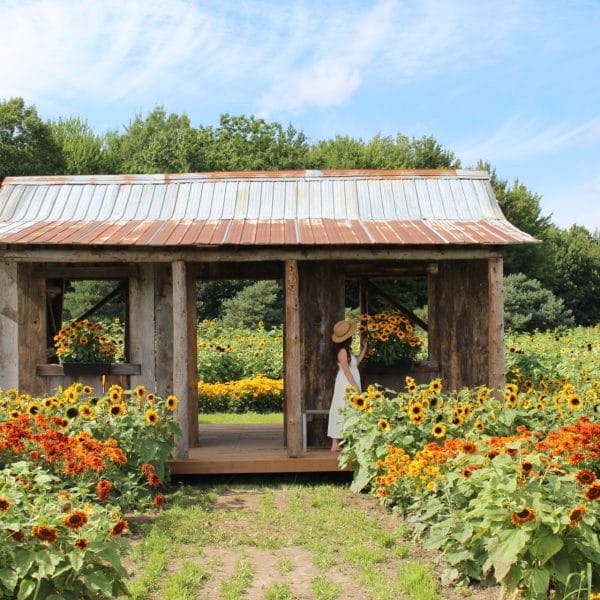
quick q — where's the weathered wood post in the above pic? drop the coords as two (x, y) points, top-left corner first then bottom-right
(172, 260), (190, 459)
(284, 259), (303, 457)
(488, 257), (505, 391)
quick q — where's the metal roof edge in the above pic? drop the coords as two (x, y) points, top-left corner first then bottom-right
(2, 169), (490, 186)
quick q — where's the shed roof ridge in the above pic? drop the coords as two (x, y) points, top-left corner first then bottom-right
(2, 169), (490, 186)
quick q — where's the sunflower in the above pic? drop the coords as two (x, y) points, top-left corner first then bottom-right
(57, 417), (70, 429)
(411, 413), (425, 426)
(461, 441), (477, 454)
(9, 409), (19, 419)
(79, 405), (95, 419)
(567, 395), (582, 410)
(82, 385), (93, 395)
(510, 507), (536, 526)
(520, 461), (534, 475)
(135, 385), (145, 399)
(32, 525), (58, 543)
(9, 530), (26, 542)
(27, 402), (40, 415)
(0, 497), (10, 512)
(409, 402), (423, 417)
(109, 403), (126, 417)
(428, 379), (443, 394)
(450, 415), (463, 427)
(432, 423), (446, 438)
(568, 505), (586, 526)
(377, 419), (390, 432)
(584, 484), (600, 502)
(110, 519), (128, 536)
(109, 389), (122, 403)
(64, 510), (89, 530)
(506, 383), (518, 394)
(352, 396), (368, 411)
(474, 419), (485, 432)
(145, 409), (159, 426)
(576, 469), (596, 486)
(165, 395), (178, 411)
(96, 479), (112, 501)
(146, 393), (156, 404)
(66, 406), (79, 419)
(504, 392), (518, 407)
(74, 538), (89, 550)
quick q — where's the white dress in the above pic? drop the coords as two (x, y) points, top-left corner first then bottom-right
(327, 354), (361, 439)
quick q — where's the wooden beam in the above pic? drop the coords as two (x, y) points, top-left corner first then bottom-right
(172, 261), (190, 459)
(366, 280), (428, 332)
(284, 259), (303, 457)
(2, 246), (504, 264)
(72, 281), (126, 323)
(488, 257), (505, 391)
(0, 262), (19, 389)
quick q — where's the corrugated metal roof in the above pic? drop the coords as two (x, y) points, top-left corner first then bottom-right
(0, 170), (536, 247)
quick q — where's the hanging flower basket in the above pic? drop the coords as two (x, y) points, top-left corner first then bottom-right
(62, 362), (112, 376)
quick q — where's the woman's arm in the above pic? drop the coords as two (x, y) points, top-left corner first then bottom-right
(356, 336), (368, 366)
(337, 347), (360, 390)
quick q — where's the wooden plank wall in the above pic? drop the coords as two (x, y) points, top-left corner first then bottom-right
(17, 264), (47, 396)
(298, 261), (345, 447)
(0, 262), (19, 389)
(429, 259), (490, 390)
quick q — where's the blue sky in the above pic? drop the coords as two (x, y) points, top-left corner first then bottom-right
(2, 0), (599, 231)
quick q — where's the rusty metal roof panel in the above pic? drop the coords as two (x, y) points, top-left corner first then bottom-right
(0, 170), (536, 247)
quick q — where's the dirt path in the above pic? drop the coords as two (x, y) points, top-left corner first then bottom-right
(127, 477), (500, 600)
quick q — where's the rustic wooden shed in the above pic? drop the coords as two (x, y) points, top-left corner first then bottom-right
(0, 169), (534, 471)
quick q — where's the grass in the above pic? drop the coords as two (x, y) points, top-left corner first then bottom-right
(199, 412), (283, 424)
(124, 480), (444, 599)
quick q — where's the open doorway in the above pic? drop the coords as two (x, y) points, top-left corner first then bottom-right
(194, 278), (286, 452)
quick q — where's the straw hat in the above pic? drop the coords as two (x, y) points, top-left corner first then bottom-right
(331, 319), (356, 343)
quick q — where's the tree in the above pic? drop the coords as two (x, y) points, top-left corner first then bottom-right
(107, 106), (207, 174)
(479, 161), (554, 285)
(221, 280), (282, 329)
(308, 133), (460, 170)
(0, 97), (64, 181)
(544, 226), (600, 325)
(201, 114), (309, 171)
(49, 117), (111, 174)
(504, 273), (574, 332)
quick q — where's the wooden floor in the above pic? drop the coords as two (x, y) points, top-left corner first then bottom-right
(169, 424), (351, 475)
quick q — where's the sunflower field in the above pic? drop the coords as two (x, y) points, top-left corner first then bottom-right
(340, 325), (600, 599)
(0, 383), (179, 599)
(196, 320), (284, 413)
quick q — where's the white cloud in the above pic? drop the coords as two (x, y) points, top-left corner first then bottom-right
(1, 0), (531, 117)
(455, 116), (600, 165)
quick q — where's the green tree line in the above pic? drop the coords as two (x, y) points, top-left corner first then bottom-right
(1, 97), (598, 329)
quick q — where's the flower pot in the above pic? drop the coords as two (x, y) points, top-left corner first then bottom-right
(362, 360), (413, 392)
(62, 362), (112, 376)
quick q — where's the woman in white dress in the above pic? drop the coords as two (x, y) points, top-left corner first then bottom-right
(328, 319), (368, 452)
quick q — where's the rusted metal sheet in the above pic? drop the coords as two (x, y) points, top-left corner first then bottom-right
(0, 170), (536, 247)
